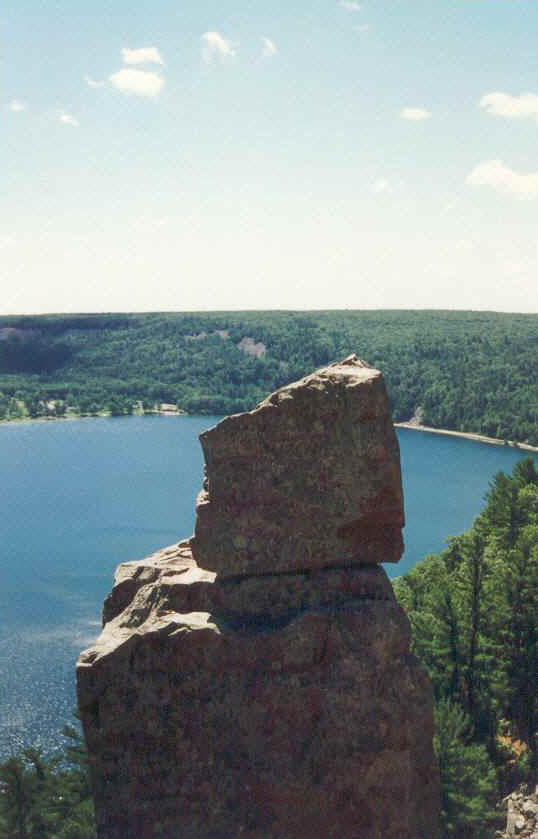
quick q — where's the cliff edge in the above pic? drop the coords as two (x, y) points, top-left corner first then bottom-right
(77, 355), (440, 839)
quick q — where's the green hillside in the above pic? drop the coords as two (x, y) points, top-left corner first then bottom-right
(0, 310), (536, 445)
(395, 457), (538, 838)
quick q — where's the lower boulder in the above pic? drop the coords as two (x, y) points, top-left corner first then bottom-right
(77, 544), (439, 839)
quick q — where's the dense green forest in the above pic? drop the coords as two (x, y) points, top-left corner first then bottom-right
(1, 460), (536, 838)
(0, 310), (536, 445)
(395, 457), (538, 838)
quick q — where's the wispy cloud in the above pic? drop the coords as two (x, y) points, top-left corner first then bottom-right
(357, 23), (371, 34)
(85, 75), (106, 88)
(59, 113), (79, 127)
(0, 236), (16, 249)
(109, 68), (164, 97)
(9, 100), (25, 112)
(401, 107), (431, 121)
(339, 1), (361, 10)
(262, 37), (277, 57)
(201, 31), (236, 62)
(121, 46), (164, 66)
(467, 159), (538, 199)
(372, 178), (391, 194)
(480, 91), (538, 121)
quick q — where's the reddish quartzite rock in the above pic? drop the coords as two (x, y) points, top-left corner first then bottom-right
(190, 355), (404, 576)
(77, 358), (439, 839)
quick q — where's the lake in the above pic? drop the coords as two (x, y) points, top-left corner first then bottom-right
(0, 416), (534, 758)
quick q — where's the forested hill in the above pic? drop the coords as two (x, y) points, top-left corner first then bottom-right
(0, 310), (536, 445)
(394, 457), (538, 838)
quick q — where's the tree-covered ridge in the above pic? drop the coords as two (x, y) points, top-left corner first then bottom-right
(0, 310), (536, 444)
(394, 457), (538, 839)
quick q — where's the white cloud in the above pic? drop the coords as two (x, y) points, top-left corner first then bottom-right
(59, 113), (79, 127)
(121, 46), (164, 66)
(262, 37), (277, 57)
(9, 100), (25, 112)
(372, 178), (391, 194)
(0, 236), (16, 249)
(356, 23), (371, 33)
(109, 68), (164, 97)
(340, 1), (361, 10)
(480, 91), (538, 121)
(505, 262), (524, 276)
(401, 107), (431, 121)
(201, 31), (236, 62)
(454, 239), (475, 252)
(85, 75), (106, 88)
(467, 159), (538, 199)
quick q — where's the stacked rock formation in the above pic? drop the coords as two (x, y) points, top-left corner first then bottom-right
(77, 355), (440, 839)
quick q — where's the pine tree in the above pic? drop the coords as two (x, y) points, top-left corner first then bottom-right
(435, 699), (500, 839)
(395, 458), (538, 835)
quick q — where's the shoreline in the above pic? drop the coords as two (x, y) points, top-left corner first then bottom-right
(394, 422), (538, 454)
(0, 409), (186, 426)
(2, 411), (537, 453)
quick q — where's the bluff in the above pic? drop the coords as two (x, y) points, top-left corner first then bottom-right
(77, 355), (440, 839)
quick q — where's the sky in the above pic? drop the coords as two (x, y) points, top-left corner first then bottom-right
(2, 0), (538, 314)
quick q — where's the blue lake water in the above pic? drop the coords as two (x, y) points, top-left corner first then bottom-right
(0, 416), (534, 757)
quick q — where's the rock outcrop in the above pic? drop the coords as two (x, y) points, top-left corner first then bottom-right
(497, 786), (538, 838)
(77, 356), (439, 839)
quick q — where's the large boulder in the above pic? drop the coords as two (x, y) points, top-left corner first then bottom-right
(190, 356), (404, 576)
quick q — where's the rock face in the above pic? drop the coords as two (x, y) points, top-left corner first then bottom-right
(77, 356), (439, 839)
(498, 786), (538, 838)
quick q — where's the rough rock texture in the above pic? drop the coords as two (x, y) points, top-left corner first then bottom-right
(497, 786), (538, 838)
(77, 356), (439, 839)
(191, 356), (404, 576)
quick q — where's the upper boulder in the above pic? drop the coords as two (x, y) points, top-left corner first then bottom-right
(190, 355), (404, 576)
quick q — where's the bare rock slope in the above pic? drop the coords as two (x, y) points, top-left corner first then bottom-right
(77, 356), (439, 839)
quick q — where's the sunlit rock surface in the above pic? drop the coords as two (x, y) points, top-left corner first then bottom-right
(77, 356), (439, 839)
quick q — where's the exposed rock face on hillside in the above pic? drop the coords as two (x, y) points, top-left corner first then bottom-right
(497, 786), (538, 838)
(77, 356), (439, 839)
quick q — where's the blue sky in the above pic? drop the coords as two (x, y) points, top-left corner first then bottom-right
(2, 0), (538, 313)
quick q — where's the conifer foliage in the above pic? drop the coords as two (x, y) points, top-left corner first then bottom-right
(0, 719), (95, 839)
(394, 457), (538, 838)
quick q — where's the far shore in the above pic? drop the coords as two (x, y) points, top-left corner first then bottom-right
(0, 408), (186, 426)
(2, 410), (537, 453)
(395, 422), (538, 454)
